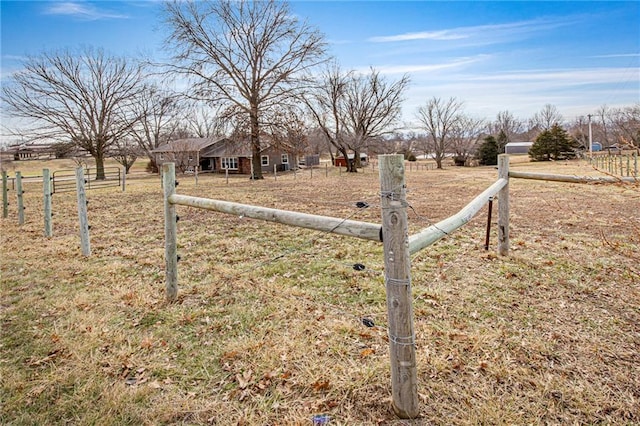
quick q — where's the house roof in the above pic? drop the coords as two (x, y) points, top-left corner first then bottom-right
(152, 138), (222, 153)
(505, 142), (534, 147)
(153, 136), (292, 157)
(201, 138), (251, 158)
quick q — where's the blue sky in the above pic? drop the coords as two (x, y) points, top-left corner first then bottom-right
(1, 0), (639, 130)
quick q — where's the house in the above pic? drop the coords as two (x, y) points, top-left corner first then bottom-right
(504, 142), (534, 155)
(153, 137), (294, 174)
(334, 153), (368, 167)
(6, 143), (57, 160)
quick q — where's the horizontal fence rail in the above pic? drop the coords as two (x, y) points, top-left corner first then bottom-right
(408, 177), (508, 255)
(508, 170), (638, 184)
(169, 194), (383, 242)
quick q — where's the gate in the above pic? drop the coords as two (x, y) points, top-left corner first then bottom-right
(53, 167), (121, 193)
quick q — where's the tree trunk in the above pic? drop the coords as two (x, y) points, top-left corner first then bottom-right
(250, 107), (263, 179)
(95, 154), (106, 180)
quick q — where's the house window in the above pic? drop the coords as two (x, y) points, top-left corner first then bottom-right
(281, 154), (289, 164)
(221, 157), (238, 170)
(261, 155), (269, 166)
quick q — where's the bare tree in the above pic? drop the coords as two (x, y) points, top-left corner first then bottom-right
(163, 0), (327, 179)
(1, 47), (146, 179)
(567, 115), (591, 150)
(263, 106), (309, 164)
(111, 137), (141, 173)
(343, 69), (410, 169)
(531, 104), (563, 132)
(129, 84), (182, 172)
(609, 104), (640, 148)
(304, 63), (350, 168)
(490, 110), (524, 142)
(178, 101), (232, 139)
(305, 64), (409, 172)
(416, 97), (464, 169)
(449, 114), (486, 165)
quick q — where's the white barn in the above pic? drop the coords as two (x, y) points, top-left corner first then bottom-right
(505, 142), (534, 154)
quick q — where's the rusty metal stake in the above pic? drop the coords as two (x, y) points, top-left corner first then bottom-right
(484, 197), (494, 250)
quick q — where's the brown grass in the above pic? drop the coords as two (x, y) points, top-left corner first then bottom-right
(1, 157), (638, 425)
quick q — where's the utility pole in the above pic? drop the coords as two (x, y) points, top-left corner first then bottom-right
(588, 114), (593, 157)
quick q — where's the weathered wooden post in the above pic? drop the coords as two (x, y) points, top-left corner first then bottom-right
(378, 154), (419, 418)
(626, 155), (630, 177)
(163, 163), (178, 301)
(121, 167), (126, 192)
(43, 169), (52, 237)
(274, 164), (277, 181)
(16, 172), (24, 225)
(498, 154), (510, 256)
(75, 167), (91, 256)
(2, 171), (8, 218)
(634, 152), (638, 177)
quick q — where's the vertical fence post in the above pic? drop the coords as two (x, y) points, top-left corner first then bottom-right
(634, 152), (638, 177)
(2, 171), (8, 218)
(122, 167), (126, 192)
(163, 163), (178, 301)
(378, 154), (419, 419)
(498, 154), (510, 256)
(274, 164), (277, 181)
(16, 172), (24, 225)
(75, 168), (91, 256)
(43, 169), (52, 237)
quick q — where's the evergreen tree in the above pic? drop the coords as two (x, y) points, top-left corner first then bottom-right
(530, 124), (577, 161)
(476, 135), (499, 165)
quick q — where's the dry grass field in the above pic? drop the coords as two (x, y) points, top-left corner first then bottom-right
(1, 156), (638, 425)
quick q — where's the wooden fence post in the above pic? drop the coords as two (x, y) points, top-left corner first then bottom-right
(498, 154), (510, 256)
(43, 169), (52, 237)
(2, 171), (8, 218)
(626, 155), (630, 177)
(378, 154), (419, 419)
(75, 168), (91, 256)
(163, 163), (178, 301)
(122, 167), (126, 192)
(16, 172), (24, 225)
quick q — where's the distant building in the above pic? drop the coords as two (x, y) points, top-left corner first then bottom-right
(153, 137), (294, 174)
(334, 153), (368, 167)
(504, 142), (533, 155)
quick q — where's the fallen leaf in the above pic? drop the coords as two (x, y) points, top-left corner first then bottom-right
(360, 348), (375, 357)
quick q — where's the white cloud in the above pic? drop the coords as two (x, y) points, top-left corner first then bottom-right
(369, 17), (578, 46)
(44, 2), (129, 20)
(401, 66), (639, 123)
(370, 30), (467, 42)
(370, 55), (491, 75)
(590, 53), (640, 59)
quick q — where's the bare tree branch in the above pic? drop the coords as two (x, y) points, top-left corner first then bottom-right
(1, 47), (146, 178)
(162, 0), (327, 178)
